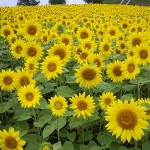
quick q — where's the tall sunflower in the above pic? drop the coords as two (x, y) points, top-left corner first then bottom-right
(75, 63), (102, 89)
(105, 99), (148, 143)
(0, 70), (17, 92)
(41, 56), (63, 80)
(70, 92), (96, 119)
(17, 84), (42, 108)
(49, 95), (68, 117)
(1, 25), (14, 38)
(0, 127), (26, 150)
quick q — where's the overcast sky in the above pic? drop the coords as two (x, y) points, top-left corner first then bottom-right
(0, 0), (85, 6)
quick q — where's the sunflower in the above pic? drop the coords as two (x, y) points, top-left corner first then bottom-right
(49, 95), (68, 117)
(70, 92), (96, 119)
(59, 34), (73, 47)
(10, 39), (25, 59)
(22, 41), (43, 60)
(40, 32), (51, 45)
(0, 127), (26, 150)
(99, 92), (116, 110)
(40, 142), (52, 150)
(41, 56), (63, 80)
(121, 57), (140, 80)
(107, 60), (124, 83)
(17, 84), (42, 108)
(105, 99), (148, 143)
(24, 59), (39, 75)
(107, 25), (119, 39)
(0, 70), (17, 92)
(48, 43), (71, 65)
(7, 33), (18, 45)
(75, 63), (102, 89)
(134, 44), (150, 66)
(16, 69), (36, 89)
(1, 25), (14, 38)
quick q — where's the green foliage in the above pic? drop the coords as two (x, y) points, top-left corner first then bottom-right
(49, 0), (66, 5)
(17, 0), (40, 5)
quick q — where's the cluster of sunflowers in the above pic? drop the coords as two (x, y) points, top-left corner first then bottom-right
(0, 4), (150, 150)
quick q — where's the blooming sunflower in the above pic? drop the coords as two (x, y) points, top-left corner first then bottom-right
(59, 33), (73, 47)
(121, 57), (140, 80)
(99, 92), (116, 110)
(0, 127), (26, 150)
(1, 25), (14, 38)
(105, 99), (148, 143)
(17, 84), (42, 108)
(70, 92), (96, 119)
(75, 63), (102, 89)
(107, 60), (124, 83)
(0, 70), (17, 92)
(41, 56), (63, 80)
(49, 95), (68, 117)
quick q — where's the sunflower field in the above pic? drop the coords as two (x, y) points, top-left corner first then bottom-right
(0, 3), (150, 150)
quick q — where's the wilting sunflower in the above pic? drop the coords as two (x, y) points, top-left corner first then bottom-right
(10, 39), (25, 59)
(105, 99), (148, 143)
(134, 44), (150, 66)
(16, 69), (36, 89)
(0, 127), (26, 150)
(99, 92), (116, 110)
(75, 63), (102, 89)
(49, 95), (68, 117)
(107, 60), (124, 83)
(41, 56), (63, 80)
(70, 92), (96, 119)
(48, 43), (71, 65)
(1, 25), (14, 38)
(0, 70), (17, 92)
(17, 84), (42, 108)
(22, 41), (43, 60)
(121, 57), (140, 80)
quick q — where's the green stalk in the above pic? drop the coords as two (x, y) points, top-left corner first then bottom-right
(134, 140), (138, 150)
(82, 118), (85, 145)
(137, 78), (140, 99)
(120, 82), (123, 98)
(57, 118), (60, 142)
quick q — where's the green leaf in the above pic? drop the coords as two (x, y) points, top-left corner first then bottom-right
(90, 146), (101, 150)
(118, 146), (128, 150)
(78, 130), (93, 142)
(122, 85), (136, 91)
(67, 132), (76, 142)
(80, 144), (90, 150)
(53, 141), (62, 150)
(69, 117), (83, 129)
(17, 113), (31, 121)
(0, 102), (13, 114)
(63, 141), (74, 150)
(42, 125), (56, 139)
(142, 141), (150, 150)
(36, 98), (48, 109)
(88, 140), (97, 147)
(120, 94), (133, 102)
(55, 86), (75, 97)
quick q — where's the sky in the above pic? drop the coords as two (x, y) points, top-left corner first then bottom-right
(0, 0), (85, 6)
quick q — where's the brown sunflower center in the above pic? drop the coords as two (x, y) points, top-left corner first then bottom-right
(27, 25), (37, 35)
(94, 59), (101, 67)
(121, 44), (125, 49)
(85, 43), (91, 50)
(62, 38), (69, 45)
(130, 51), (134, 57)
(77, 48), (82, 54)
(105, 98), (110, 105)
(132, 38), (141, 47)
(15, 45), (22, 54)
(110, 30), (115, 36)
(80, 31), (88, 39)
(82, 69), (96, 80)
(113, 66), (122, 76)
(123, 23), (128, 28)
(20, 76), (30, 86)
(139, 50), (148, 59)
(5, 137), (17, 149)
(54, 102), (62, 110)
(127, 63), (135, 73)
(104, 44), (109, 51)
(146, 110), (150, 115)
(3, 76), (13, 85)
(29, 64), (34, 70)
(4, 29), (11, 36)
(80, 52), (88, 59)
(27, 47), (37, 57)
(77, 100), (87, 110)
(25, 92), (34, 101)
(19, 16), (23, 21)
(47, 62), (56, 72)
(138, 27), (142, 32)
(117, 109), (137, 130)
(43, 36), (48, 42)
(54, 49), (66, 59)
(11, 38), (16, 43)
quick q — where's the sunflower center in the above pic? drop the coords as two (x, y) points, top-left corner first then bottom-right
(29, 64), (34, 70)
(77, 100), (87, 110)
(146, 110), (150, 115)
(77, 48), (82, 54)
(139, 50), (148, 59)
(82, 69), (96, 80)
(104, 44), (109, 51)
(80, 31), (88, 39)
(12, 38), (16, 43)
(62, 38), (69, 45)
(80, 52), (88, 59)
(27, 47), (37, 56)
(3, 76), (13, 85)
(25, 92), (34, 101)
(105, 98), (110, 105)
(47, 62), (56, 72)
(94, 59), (101, 67)
(110, 30), (115, 36)
(113, 66), (122, 76)
(43, 36), (48, 42)
(138, 27), (142, 32)
(27, 25), (37, 35)
(54, 49), (66, 59)
(15, 45), (22, 54)
(121, 44), (125, 49)
(117, 109), (137, 130)
(19, 16), (23, 21)
(127, 63), (135, 73)
(54, 102), (62, 110)
(85, 43), (91, 50)
(132, 38), (141, 47)
(20, 76), (30, 86)
(5, 137), (17, 149)
(123, 23), (128, 28)
(130, 51), (134, 57)
(4, 29), (11, 36)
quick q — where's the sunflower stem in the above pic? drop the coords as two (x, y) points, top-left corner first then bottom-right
(82, 117), (85, 145)
(120, 82), (122, 98)
(57, 118), (60, 142)
(134, 140), (138, 150)
(32, 108), (36, 121)
(137, 78), (140, 99)
(148, 74), (150, 98)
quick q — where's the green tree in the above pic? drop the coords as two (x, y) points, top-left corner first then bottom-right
(84, 0), (103, 3)
(49, 0), (66, 5)
(17, 0), (40, 6)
